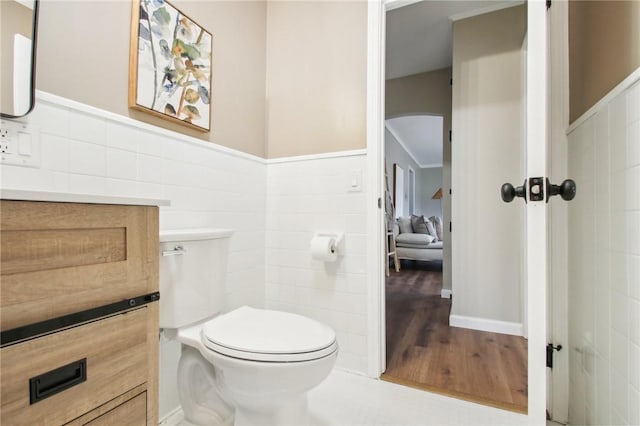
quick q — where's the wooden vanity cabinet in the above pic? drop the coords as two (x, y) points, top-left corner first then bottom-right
(0, 200), (159, 425)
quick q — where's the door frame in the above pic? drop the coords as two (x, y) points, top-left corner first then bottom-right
(365, 0), (549, 422)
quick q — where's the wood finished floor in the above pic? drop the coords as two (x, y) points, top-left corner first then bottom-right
(383, 261), (528, 413)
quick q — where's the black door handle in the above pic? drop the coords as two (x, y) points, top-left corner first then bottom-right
(546, 178), (576, 202)
(501, 179), (527, 203)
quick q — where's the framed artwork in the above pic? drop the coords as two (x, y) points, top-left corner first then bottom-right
(129, 0), (212, 132)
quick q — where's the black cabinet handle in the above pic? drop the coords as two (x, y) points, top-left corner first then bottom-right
(29, 358), (87, 404)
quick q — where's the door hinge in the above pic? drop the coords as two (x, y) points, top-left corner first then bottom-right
(449, 222), (452, 233)
(546, 343), (562, 368)
(546, 0), (551, 10)
(450, 78), (453, 86)
(378, 197), (382, 209)
(449, 130), (452, 142)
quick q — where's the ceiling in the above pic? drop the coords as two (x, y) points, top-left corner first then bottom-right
(385, 0), (513, 80)
(386, 115), (443, 168)
(385, 1), (520, 167)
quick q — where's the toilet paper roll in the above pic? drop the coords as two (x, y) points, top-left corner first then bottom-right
(310, 236), (338, 262)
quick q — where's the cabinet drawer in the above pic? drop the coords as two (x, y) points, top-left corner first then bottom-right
(1, 309), (148, 425)
(83, 392), (147, 426)
(0, 201), (159, 330)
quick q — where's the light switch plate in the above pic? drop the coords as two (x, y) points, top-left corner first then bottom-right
(348, 169), (362, 192)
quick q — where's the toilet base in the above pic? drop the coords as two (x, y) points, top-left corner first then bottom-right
(178, 346), (234, 425)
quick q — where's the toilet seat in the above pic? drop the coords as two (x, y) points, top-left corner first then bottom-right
(201, 306), (337, 362)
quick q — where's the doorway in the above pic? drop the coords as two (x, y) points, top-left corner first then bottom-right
(380, 0), (529, 413)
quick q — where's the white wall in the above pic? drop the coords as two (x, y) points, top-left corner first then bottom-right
(567, 78), (640, 426)
(450, 5), (526, 334)
(418, 167), (442, 220)
(384, 128), (443, 221)
(0, 92), (267, 419)
(385, 128), (420, 218)
(265, 154), (369, 373)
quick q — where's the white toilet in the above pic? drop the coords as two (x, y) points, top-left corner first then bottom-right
(159, 228), (338, 426)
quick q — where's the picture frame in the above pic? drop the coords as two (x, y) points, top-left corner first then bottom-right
(129, 0), (212, 132)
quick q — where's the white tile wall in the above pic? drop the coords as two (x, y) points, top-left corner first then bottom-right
(265, 155), (370, 374)
(0, 92), (267, 419)
(568, 81), (640, 425)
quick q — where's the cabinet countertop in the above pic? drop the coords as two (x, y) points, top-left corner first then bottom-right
(0, 189), (170, 207)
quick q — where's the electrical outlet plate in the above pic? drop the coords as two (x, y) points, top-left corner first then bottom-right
(0, 119), (40, 168)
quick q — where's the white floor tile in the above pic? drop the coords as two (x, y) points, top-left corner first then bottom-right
(160, 369), (528, 426)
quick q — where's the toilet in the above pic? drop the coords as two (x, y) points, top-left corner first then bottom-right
(159, 228), (338, 426)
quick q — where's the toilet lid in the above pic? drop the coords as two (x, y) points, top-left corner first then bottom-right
(201, 306), (337, 362)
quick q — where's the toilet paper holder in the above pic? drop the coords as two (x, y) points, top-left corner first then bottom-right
(312, 232), (344, 255)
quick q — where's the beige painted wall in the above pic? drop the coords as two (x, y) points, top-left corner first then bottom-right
(569, 0), (640, 123)
(451, 5), (526, 327)
(385, 68), (452, 291)
(265, 1), (367, 159)
(36, 0), (267, 157)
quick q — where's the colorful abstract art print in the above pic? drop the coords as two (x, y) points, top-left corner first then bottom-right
(129, 0), (212, 132)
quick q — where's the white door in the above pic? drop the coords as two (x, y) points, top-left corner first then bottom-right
(496, 1), (550, 421)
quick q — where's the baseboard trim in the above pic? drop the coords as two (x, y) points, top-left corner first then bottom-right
(440, 289), (452, 299)
(449, 315), (523, 336)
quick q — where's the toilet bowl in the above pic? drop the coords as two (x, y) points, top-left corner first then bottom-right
(160, 229), (338, 425)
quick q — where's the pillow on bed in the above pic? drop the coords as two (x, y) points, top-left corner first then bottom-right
(397, 216), (413, 234)
(410, 215), (429, 234)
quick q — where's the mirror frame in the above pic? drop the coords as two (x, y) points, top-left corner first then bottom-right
(1, 0), (39, 119)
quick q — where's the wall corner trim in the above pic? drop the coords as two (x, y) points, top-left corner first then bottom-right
(449, 314), (523, 336)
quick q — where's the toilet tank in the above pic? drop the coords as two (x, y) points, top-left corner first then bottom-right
(159, 228), (234, 329)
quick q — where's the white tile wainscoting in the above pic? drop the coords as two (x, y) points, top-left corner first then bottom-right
(265, 154), (369, 373)
(567, 76), (640, 426)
